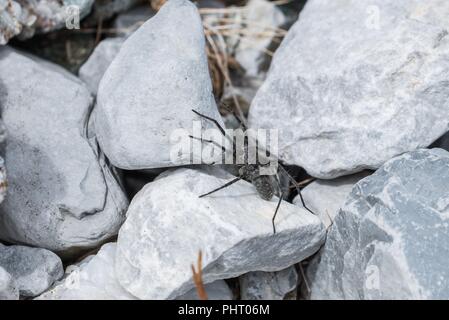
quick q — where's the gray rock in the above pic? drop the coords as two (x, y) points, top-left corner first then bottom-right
(94, 0), (224, 170)
(116, 167), (325, 299)
(0, 266), (18, 300)
(38, 242), (233, 300)
(0, 0), (94, 44)
(79, 37), (125, 95)
(240, 266), (298, 300)
(113, 4), (156, 36)
(294, 172), (370, 229)
(249, 0), (449, 179)
(176, 280), (233, 300)
(0, 47), (128, 255)
(0, 243), (63, 297)
(37, 243), (136, 300)
(307, 148), (449, 299)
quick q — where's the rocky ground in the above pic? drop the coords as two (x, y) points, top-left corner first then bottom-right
(0, 0), (448, 300)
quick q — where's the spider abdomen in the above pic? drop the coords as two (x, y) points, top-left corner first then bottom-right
(252, 176), (274, 201)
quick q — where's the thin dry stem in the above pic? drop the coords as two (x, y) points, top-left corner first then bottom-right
(299, 262), (311, 295)
(288, 177), (316, 190)
(325, 209), (334, 228)
(204, 23), (246, 122)
(271, 0), (294, 5)
(95, 16), (103, 45)
(191, 250), (208, 300)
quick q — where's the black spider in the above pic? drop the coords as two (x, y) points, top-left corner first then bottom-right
(190, 108), (314, 234)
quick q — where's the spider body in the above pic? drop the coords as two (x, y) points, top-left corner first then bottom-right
(238, 165), (274, 201)
(190, 108), (313, 233)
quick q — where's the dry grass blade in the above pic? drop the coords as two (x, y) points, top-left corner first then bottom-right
(204, 22), (246, 122)
(191, 250), (208, 300)
(95, 16), (103, 45)
(199, 7), (247, 15)
(298, 262), (311, 296)
(210, 17), (287, 35)
(271, 0), (294, 5)
(287, 177), (315, 190)
(325, 209), (334, 228)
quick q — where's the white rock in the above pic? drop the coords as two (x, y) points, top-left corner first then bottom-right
(176, 280), (233, 300)
(240, 266), (298, 300)
(0, 243), (63, 297)
(79, 37), (125, 95)
(94, 0), (224, 170)
(0, 47), (128, 255)
(115, 167), (325, 299)
(294, 172), (370, 229)
(0, 266), (18, 300)
(38, 242), (233, 300)
(307, 149), (449, 299)
(37, 243), (136, 300)
(249, 0), (449, 179)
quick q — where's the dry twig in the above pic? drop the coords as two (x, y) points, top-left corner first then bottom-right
(298, 262), (311, 296)
(191, 250), (208, 300)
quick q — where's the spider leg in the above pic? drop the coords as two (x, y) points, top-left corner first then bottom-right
(192, 109), (228, 136)
(278, 165), (315, 215)
(272, 191), (283, 234)
(222, 103), (275, 166)
(272, 174), (284, 234)
(189, 135), (227, 153)
(199, 177), (241, 198)
(192, 109), (235, 155)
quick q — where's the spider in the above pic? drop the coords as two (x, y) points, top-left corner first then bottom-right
(189, 107), (314, 234)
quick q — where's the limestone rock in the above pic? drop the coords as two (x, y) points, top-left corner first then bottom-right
(37, 243), (136, 300)
(0, 47), (128, 255)
(307, 149), (449, 299)
(249, 0), (449, 178)
(79, 37), (125, 95)
(115, 167), (325, 299)
(0, 243), (63, 297)
(0, 266), (18, 300)
(94, 0), (223, 169)
(294, 172), (370, 229)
